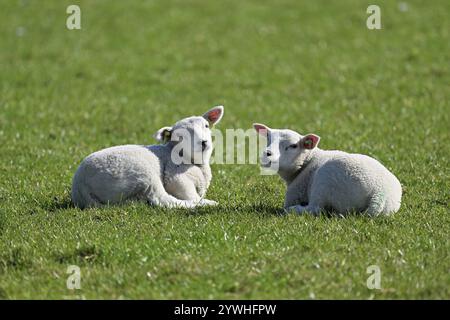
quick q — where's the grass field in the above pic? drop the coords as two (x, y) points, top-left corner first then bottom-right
(0, 0), (449, 299)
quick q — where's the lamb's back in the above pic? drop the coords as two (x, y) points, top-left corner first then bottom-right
(82, 145), (163, 179)
(315, 151), (401, 213)
(73, 144), (167, 203)
(318, 151), (390, 191)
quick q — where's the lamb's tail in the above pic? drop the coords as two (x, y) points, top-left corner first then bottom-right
(366, 192), (387, 217)
(367, 186), (402, 216)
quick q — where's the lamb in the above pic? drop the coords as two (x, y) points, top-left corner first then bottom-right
(71, 106), (224, 209)
(253, 123), (402, 216)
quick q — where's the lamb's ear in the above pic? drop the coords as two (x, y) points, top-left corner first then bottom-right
(300, 134), (320, 149)
(154, 126), (172, 143)
(253, 123), (270, 137)
(202, 105), (224, 126)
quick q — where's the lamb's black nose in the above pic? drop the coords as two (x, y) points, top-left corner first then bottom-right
(201, 140), (208, 151)
(265, 150), (272, 157)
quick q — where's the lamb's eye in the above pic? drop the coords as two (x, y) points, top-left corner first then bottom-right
(285, 144), (297, 151)
(205, 124), (209, 128)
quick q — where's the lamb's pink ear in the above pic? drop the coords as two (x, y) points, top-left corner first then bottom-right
(301, 134), (320, 149)
(154, 126), (172, 143)
(253, 123), (270, 137)
(202, 105), (224, 126)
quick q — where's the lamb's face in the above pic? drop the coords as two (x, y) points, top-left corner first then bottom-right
(155, 106), (224, 165)
(253, 123), (320, 174)
(171, 116), (213, 164)
(266, 129), (304, 172)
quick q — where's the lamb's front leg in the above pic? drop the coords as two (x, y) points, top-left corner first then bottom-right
(165, 178), (217, 206)
(284, 180), (309, 208)
(285, 204), (321, 216)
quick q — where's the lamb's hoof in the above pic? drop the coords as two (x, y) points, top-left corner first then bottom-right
(283, 206), (296, 214)
(285, 205), (309, 215)
(199, 199), (218, 206)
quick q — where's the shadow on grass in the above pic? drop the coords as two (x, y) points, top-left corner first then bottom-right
(0, 287), (7, 299)
(54, 245), (105, 266)
(153, 200), (284, 216)
(40, 196), (74, 213)
(0, 247), (33, 274)
(241, 203), (285, 216)
(238, 204), (392, 220)
(36, 196), (396, 223)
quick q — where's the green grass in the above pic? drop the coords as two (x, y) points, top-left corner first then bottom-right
(0, 0), (449, 299)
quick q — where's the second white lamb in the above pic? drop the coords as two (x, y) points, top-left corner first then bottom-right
(253, 123), (402, 216)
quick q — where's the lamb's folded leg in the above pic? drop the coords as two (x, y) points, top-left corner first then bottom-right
(164, 178), (218, 207)
(174, 185), (218, 206)
(198, 199), (218, 206)
(285, 204), (321, 216)
(145, 179), (216, 208)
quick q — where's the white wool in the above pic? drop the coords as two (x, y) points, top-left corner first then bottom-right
(254, 124), (402, 216)
(71, 106), (224, 209)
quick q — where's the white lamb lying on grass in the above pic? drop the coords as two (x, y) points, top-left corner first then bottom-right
(253, 123), (402, 216)
(71, 106), (224, 209)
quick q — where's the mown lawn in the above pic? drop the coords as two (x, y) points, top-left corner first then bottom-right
(0, 0), (448, 299)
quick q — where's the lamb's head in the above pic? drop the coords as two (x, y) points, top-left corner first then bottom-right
(155, 106), (224, 165)
(253, 123), (320, 175)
